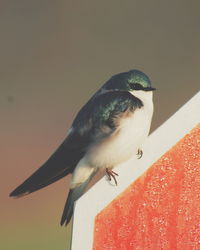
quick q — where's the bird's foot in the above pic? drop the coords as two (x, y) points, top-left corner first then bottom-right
(137, 149), (143, 159)
(106, 168), (118, 186)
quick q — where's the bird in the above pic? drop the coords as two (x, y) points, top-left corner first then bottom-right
(10, 69), (155, 226)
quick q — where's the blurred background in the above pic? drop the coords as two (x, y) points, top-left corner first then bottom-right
(1, 0), (200, 249)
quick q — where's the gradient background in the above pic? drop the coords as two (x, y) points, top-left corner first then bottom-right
(1, 1), (200, 249)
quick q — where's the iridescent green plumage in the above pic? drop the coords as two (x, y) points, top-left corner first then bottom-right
(103, 69), (153, 91)
(127, 70), (152, 88)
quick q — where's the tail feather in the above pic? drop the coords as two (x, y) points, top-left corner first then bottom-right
(60, 168), (98, 226)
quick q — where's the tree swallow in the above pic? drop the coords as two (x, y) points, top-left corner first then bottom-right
(10, 69), (155, 226)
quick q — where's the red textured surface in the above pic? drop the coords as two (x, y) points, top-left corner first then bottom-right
(93, 124), (200, 250)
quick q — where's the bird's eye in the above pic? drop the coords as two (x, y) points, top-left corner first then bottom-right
(131, 83), (142, 90)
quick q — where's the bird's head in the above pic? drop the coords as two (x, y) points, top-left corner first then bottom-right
(103, 69), (156, 92)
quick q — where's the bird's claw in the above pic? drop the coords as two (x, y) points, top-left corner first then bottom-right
(106, 168), (118, 185)
(137, 149), (143, 159)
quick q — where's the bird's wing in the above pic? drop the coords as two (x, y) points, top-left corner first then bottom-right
(10, 90), (143, 198)
(71, 90), (143, 141)
(9, 136), (85, 197)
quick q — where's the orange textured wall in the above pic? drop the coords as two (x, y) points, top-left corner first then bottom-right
(94, 124), (200, 250)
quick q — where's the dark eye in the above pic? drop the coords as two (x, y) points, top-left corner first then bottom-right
(131, 83), (143, 90)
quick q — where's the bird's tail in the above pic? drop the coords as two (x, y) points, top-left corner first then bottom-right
(60, 168), (98, 226)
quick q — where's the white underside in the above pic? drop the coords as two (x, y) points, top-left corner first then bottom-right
(71, 90), (154, 188)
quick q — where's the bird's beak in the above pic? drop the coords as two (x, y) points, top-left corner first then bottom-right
(145, 87), (156, 91)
